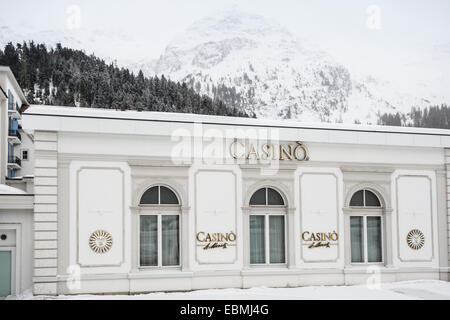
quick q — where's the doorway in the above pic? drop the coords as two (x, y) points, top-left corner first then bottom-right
(0, 250), (12, 296)
(0, 228), (17, 297)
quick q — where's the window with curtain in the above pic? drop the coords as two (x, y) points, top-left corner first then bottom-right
(139, 185), (180, 267)
(249, 187), (286, 265)
(349, 189), (383, 264)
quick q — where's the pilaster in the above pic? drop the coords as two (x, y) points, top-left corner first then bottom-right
(444, 149), (450, 272)
(33, 131), (58, 295)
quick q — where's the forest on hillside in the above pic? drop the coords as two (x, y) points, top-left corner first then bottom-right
(1, 42), (450, 128)
(0, 42), (251, 118)
(378, 104), (450, 129)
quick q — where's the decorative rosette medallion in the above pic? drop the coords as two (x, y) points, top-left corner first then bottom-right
(406, 229), (425, 250)
(89, 230), (113, 254)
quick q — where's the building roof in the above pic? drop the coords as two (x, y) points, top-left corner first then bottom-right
(23, 104), (450, 136)
(0, 66), (29, 106)
(0, 185), (33, 210)
(0, 184), (27, 195)
(21, 104), (450, 149)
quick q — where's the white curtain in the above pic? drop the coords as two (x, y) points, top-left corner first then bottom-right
(250, 215), (265, 264)
(367, 216), (382, 262)
(350, 216), (364, 263)
(162, 215), (180, 266)
(269, 216), (285, 263)
(140, 215), (158, 266)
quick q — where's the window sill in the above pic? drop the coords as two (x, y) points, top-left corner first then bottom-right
(241, 266), (297, 277)
(138, 265), (181, 270)
(248, 263), (288, 267)
(129, 269), (194, 279)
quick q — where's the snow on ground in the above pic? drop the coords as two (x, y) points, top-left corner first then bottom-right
(8, 280), (450, 300)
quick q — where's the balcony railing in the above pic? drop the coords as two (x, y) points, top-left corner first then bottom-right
(8, 104), (21, 119)
(8, 129), (21, 141)
(7, 155), (21, 167)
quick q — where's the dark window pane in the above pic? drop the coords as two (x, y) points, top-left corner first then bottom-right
(160, 186), (179, 205)
(365, 190), (381, 207)
(267, 188), (284, 206)
(350, 216), (364, 263)
(140, 186), (158, 204)
(269, 216), (285, 263)
(250, 188), (266, 205)
(350, 190), (364, 207)
(140, 215), (158, 266)
(162, 215), (180, 266)
(249, 215), (265, 264)
(367, 217), (382, 262)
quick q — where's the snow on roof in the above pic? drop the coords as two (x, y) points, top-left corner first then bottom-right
(24, 104), (450, 136)
(0, 184), (27, 195)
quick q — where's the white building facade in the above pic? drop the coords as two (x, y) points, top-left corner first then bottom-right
(18, 104), (450, 296)
(0, 67), (34, 297)
(0, 66), (449, 297)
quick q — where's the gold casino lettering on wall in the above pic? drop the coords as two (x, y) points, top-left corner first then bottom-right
(302, 231), (339, 249)
(230, 141), (309, 161)
(196, 231), (237, 250)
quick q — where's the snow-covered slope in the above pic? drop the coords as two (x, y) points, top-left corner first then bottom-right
(143, 9), (449, 123)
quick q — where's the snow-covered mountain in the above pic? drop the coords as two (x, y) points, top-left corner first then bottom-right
(1, 11), (449, 124)
(138, 9), (449, 123)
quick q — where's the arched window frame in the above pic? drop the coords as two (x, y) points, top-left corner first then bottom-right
(345, 187), (386, 266)
(138, 184), (181, 269)
(249, 187), (286, 207)
(349, 189), (382, 208)
(247, 186), (288, 267)
(139, 185), (181, 207)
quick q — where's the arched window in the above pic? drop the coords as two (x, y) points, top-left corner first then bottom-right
(249, 187), (286, 265)
(250, 187), (285, 206)
(348, 189), (383, 264)
(349, 189), (381, 207)
(140, 185), (179, 205)
(139, 185), (180, 268)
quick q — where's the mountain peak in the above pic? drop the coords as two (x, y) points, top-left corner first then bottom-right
(171, 8), (292, 52)
(149, 9), (444, 123)
(194, 7), (283, 31)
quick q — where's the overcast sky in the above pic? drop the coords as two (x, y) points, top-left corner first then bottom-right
(2, 0), (449, 82)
